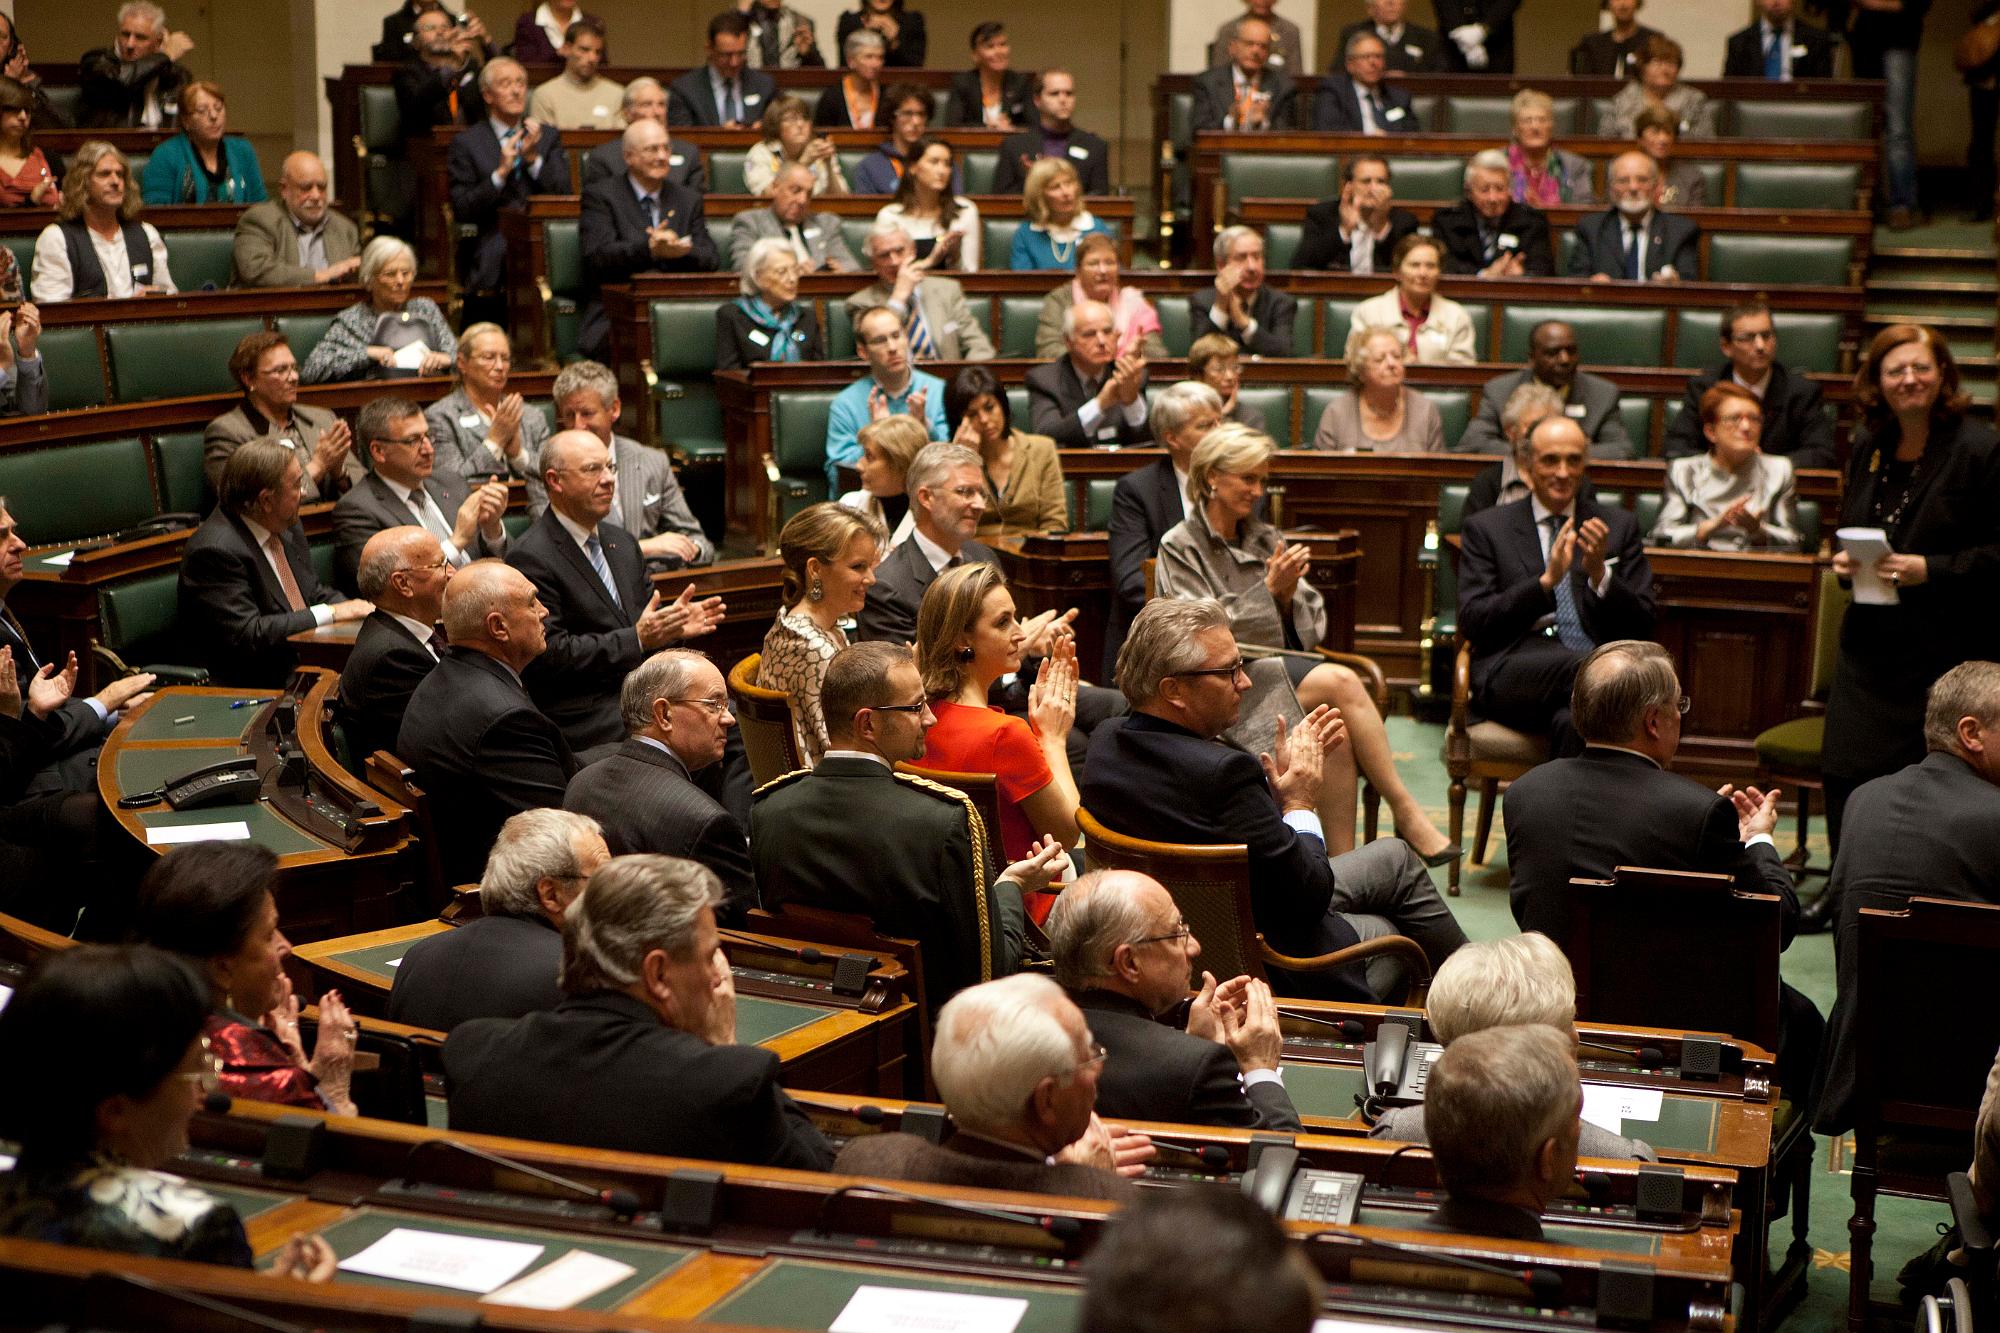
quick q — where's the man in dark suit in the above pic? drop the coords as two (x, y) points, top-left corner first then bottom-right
(1027, 300), (1152, 448)
(388, 808), (609, 1031)
(1662, 300), (1838, 468)
(445, 853), (835, 1169)
(582, 81), (706, 191)
(754, 642), (1072, 1010)
(1816, 662), (2000, 1133)
(445, 57), (568, 325)
(78, 5), (190, 129)
(1191, 227), (1298, 358)
(393, 7), (487, 137)
(1456, 321), (1634, 458)
(991, 70), (1111, 196)
(1421, 1026), (1581, 1241)
(398, 560), (579, 884)
(1502, 639), (1823, 1111)
(565, 649), (754, 923)
(1049, 870), (1301, 1131)
(1569, 0), (1659, 77)
(1081, 598), (1467, 1000)
(1568, 152), (1700, 283)
(1433, 0), (1520, 72)
(178, 441), (372, 688)
(507, 430), (725, 751)
(667, 12), (777, 128)
(1313, 32), (1418, 133)
(1432, 149), (1555, 278)
(834, 974), (1146, 1199)
(332, 395), (510, 593)
(946, 24), (1031, 126)
(1457, 416), (1656, 755)
(1293, 155), (1420, 274)
(577, 119), (718, 362)
(1192, 17), (1298, 131)
(1339, 0), (1446, 72)
(339, 527), (449, 764)
(1724, 0), (1837, 79)
(856, 443), (999, 645)
(1104, 382), (1220, 678)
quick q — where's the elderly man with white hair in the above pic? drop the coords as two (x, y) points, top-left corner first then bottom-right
(833, 973), (1153, 1197)
(1191, 226), (1297, 358)
(582, 79), (705, 191)
(78, 0), (192, 129)
(577, 116), (717, 360)
(844, 221), (995, 363)
(1421, 1025), (1585, 1241)
(444, 853), (837, 1167)
(1026, 298), (1151, 447)
(729, 162), (858, 274)
(447, 55), (569, 324)
(389, 809), (610, 1031)
(1367, 933), (1655, 1159)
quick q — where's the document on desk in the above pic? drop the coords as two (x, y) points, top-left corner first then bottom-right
(1581, 1084), (1664, 1134)
(482, 1249), (634, 1309)
(338, 1226), (543, 1294)
(41, 549), (74, 568)
(1837, 527), (1899, 606)
(145, 821), (252, 846)
(391, 340), (431, 372)
(830, 1284), (1030, 1333)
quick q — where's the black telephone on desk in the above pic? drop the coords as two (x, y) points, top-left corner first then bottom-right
(1241, 1144), (1365, 1224)
(1362, 1019), (1445, 1110)
(159, 756), (262, 810)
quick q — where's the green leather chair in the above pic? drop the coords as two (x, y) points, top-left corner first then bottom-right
(105, 318), (258, 403)
(1633, 492), (1664, 534)
(44, 85), (82, 124)
(824, 298), (855, 359)
(542, 217), (584, 360)
(769, 389), (841, 526)
(961, 150), (998, 195)
(1707, 234), (1852, 287)
(958, 294), (994, 354)
(706, 149), (748, 195)
(1753, 566), (1849, 874)
(273, 313), (336, 366)
(1619, 398), (1653, 453)
(1499, 305), (1665, 367)
(1383, 156), (1461, 203)
(357, 83), (415, 231)
(126, 153), (153, 190)
(1155, 296), (1192, 356)
(1264, 222), (1303, 270)
(1005, 385), (1030, 427)
(1408, 95), (1441, 129)
(1166, 91), (1196, 223)
(1083, 477), (1117, 531)
(150, 430), (210, 514)
(167, 230), (239, 291)
(647, 300), (727, 468)
(310, 539), (336, 588)
(1734, 161), (1861, 210)
(837, 149), (869, 185)
(1690, 161), (1726, 201)
(0, 438), (156, 543)
(1289, 306), (1314, 358)
(1556, 229), (1577, 272)
(1585, 97), (1617, 133)
(983, 217), (1022, 267)
(1320, 299), (1360, 357)
(97, 569), (208, 686)
(1240, 386), (1291, 447)
(1675, 310), (1844, 375)
(999, 294), (1045, 358)
(840, 217), (872, 264)
(1445, 95), (1582, 135)
(1430, 389), (1471, 448)
(1220, 155), (1339, 208)
(39, 325), (107, 411)
(1728, 100), (1872, 141)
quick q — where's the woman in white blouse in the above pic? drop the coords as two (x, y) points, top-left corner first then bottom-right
(1344, 234), (1474, 367)
(874, 136), (980, 271)
(1652, 382), (1801, 551)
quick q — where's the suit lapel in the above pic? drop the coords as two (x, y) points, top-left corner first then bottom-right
(542, 511), (627, 619)
(1506, 500), (1547, 585)
(227, 514), (290, 610)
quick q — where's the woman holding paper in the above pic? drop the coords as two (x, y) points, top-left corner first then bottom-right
(299, 235), (455, 383)
(1823, 324), (2000, 854)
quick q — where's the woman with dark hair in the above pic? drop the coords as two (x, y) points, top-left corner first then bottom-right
(875, 136), (979, 270)
(1631, 105), (1705, 209)
(0, 944), (335, 1278)
(836, 0), (926, 68)
(946, 22), (1032, 128)
(0, 76), (56, 207)
(131, 842), (358, 1115)
(1606, 34), (1716, 138)
(947, 364), (1067, 536)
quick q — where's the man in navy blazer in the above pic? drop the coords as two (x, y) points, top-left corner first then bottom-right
(446, 57), (568, 318)
(1312, 32), (1418, 133)
(332, 396), (510, 594)
(667, 12), (777, 128)
(1190, 227), (1298, 358)
(578, 120), (718, 361)
(338, 527), (450, 763)
(506, 431), (725, 751)
(1567, 151), (1700, 283)
(1457, 417), (1655, 756)
(1723, 0), (1837, 79)
(1661, 300), (1837, 468)
(1191, 17), (1298, 131)
(1081, 597), (1467, 1000)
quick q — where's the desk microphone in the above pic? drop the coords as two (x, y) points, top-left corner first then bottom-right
(1149, 1140), (1234, 1172)
(1576, 1039), (1666, 1068)
(853, 1104), (887, 1126)
(1309, 1229), (1568, 1309)
(1280, 1010), (1368, 1041)
(401, 1138), (642, 1219)
(816, 1180), (1085, 1243)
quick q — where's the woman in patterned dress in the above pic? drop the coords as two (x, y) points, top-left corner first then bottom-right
(760, 501), (888, 765)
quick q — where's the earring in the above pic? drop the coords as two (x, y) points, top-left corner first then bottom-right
(808, 579), (824, 602)
(956, 645), (975, 664)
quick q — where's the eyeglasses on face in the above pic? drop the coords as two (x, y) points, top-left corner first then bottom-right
(1068, 1042), (1109, 1075)
(1173, 659), (1248, 681)
(1133, 917), (1193, 947)
(867, 698), (929, 715)
(673, 695), (731, 717)
(395, 558), (451, 576)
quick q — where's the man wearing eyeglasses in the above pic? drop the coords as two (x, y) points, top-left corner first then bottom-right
(1048, 870), (1302, 1131)
(338, 525), (455, 762)
(825, 304), (949, 493)
(332, 395), (510, 594)
(565, 648), (755, 924)
(507, 429), (726, 750)
(1661, 300), (1837, 469)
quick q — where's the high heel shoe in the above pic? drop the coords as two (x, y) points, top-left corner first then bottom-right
(1418, 842), (1464, 869)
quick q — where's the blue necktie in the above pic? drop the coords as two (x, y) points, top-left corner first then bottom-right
(1545, 515), (1593, 652)
(585, 533), (622, 611)
(640, 193), (657, 228)
(1763, 29), (1784, 79)
(1622, 223), (1641, 280)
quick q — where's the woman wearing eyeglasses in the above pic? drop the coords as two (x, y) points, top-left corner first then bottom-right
(0, 944), (335, 1279)
(131, 842), (358, 1117)
(1651, 383), (1800, 551)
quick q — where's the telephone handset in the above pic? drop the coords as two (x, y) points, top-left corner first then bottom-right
(161, 756), (262, 810)
(1240, 1146), (1364, 1224)
(1362, 1023), (1444, 1108)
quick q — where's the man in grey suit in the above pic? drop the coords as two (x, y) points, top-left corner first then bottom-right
(425, 322), (552, 485)
(729, 163), (858, 273)
(332, 396), (511, 593)
(229, 152), (361, 288)
(1456, 321), (1633, 458)
(844, 221), (995, 363)
(582, 80), (706, 191)
(1568, 151), (1701, 283)
(564, 648), (755, 923)
(530, 360), (713, 568)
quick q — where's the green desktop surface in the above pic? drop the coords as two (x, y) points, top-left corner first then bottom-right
(116, 743), (241, 794)
(128, 694), (262, 742)
(202, 1181), (298, 1225)
(702, 1257), (1084, 1331)
(736, 994), (834, 1045)
(138, 804), (321, 857)
(1353, 1206), (1663, 1255)
(329, 938), (422, 986)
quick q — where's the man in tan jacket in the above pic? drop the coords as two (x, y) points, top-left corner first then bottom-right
(230, 152), (361, 288)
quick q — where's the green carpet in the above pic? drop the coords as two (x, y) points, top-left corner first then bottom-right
(1373, 715), (1947, 1330)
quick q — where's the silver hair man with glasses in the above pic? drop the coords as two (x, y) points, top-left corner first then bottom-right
(1420, 1025), (1583, 1241)
(844, 222), (995, 364)
(332, 394), (510, 593)
(388, 808), (608, 1031)
(1048, 869), (1300, 1130)
(1080, 597), (1467, 1001)
(565, 648), (754, 923)
(583, 79), (705, 191)
(443, 853), (836, 1168)
(833, 973), (1153, 1198)
(338, 524), (454, 759)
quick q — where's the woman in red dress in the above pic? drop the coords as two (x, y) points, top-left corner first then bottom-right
(0, 77), (55, 208)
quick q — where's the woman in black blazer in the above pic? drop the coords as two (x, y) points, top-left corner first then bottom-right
(946, 22), (1034, 128)
(814, 28), (885, 128)
(715, 236), (825, 372)
(836, 0), (925, 67)
(1823, 323), (2000, 850)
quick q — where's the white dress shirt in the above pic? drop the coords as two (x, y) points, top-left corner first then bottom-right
(382, 475), (472, 566)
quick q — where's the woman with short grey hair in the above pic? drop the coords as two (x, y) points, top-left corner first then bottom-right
(716, 235), (824, 370)
(301, 234), (454, 382)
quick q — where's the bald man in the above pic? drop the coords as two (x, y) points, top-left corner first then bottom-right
(231, 150), (362, 287)
(398, 559), (578, 883)
(1568, 150), (1700, 283)
(341, 526), (451, 761)
(577, 117), (717, 360)
(1026, 299), (1151, 447)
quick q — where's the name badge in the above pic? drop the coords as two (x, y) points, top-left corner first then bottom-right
(1564, 403), (1588, 418)
(668, 153), (685, 166)
(945, 320), (962, 333)
(459, 412), (483, 428)
(1068, 144), (1090, 160)
(1384, 106), (1407, 122)
(747, 329), (770, 346)
(802, 226), (818, 239)
(278, 436), (299, 450)
(1791, 43), (1809, 56)
(132, 263), (149, 279)
(1497, 232), (1519, 249)
(592, 105), (609, 118)
(744, 93), (762, 106)
(1405, 43), (1423, 58)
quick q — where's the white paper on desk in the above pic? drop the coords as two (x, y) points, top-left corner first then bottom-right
(144, 820), (252, 846)
(1581, 1084), (1664, 1133)
(481, 1249), (634, 1309)
(339, 1226), (544, 1294)
(1837, 526), (1900, 606)
(41, 549), (74, 568)
(829, 1284), (1029, 1333)
(391, 340), (431, 371)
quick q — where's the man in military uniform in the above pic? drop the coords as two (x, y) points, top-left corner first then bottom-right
(750, 641), (1067, 1011)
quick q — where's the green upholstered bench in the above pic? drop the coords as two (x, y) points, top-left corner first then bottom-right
(647, 299), (727, 465)
(1156, 295), (1192, 356)
(104, 318), (259, 402)
(1734, 161), (1862, 210)
(960, 149), (997, 195)
(39, 325), (107, 410)
(1444, 94), (1583, 135)
(150, 430), (210, 514)
(1675, 309), (1844, 375)
(998, 293), (1044, 358)
(167, 230), (238, 292)
(1220, 154), (1338, 207)
(1499, 305), (1665, 367)
(706, 148), (748, 194)
(0, 437), (156, 543)
(1707, 233), (1852, 286)
(1264, 222), (1304, 270)
(273, 312), (336, 365)
(1383, 156), (1462, 203)
(1240, 385), (1290, 446)
(769, 388), (840, 527)
(1727, 100), (1871, 141)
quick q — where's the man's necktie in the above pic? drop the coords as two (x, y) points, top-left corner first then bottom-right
(1367, 93), (1387, 131)
(1479, 224), (1498, 264)
(584, 533), (623, 610)
(266, 535), (307, 613)
(1764, 29), (1784, 79)
(726, 80), (743, 124)
(640, 193), (658, 229)
(1544, 515), (1593, 651)
(408, 489), (453, 544)
(906, 301), (938, 359)
(1622, 224), (1641, 280)
(428, 625), (448, 657)
(758, 18), (783, 66)
(789, 225), (811, 264)
(505, 127), (525, 176)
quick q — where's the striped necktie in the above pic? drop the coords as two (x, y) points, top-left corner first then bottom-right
(585, 533), (623, 610)
(1544, 515), (1593, 651)
(905, 300), (938, 360)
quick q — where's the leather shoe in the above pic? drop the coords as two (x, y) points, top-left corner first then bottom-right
(1795, 889), (1836, 935)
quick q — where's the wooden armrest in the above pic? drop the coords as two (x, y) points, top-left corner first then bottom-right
(1449, 640), (1475, 737)
(1258, 933), (1430, 982)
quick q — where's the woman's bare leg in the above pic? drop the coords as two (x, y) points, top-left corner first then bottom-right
(1297, 662), (1453, 859)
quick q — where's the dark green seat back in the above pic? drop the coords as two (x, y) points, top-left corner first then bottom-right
(1708, 233), (1851, 286)
(1634, 492), (1664, 533)
(273, 313), (335, 365)
(961, 150), (997, 195)
(1734, 162), (1861, 210)
(1321, 299), (1359, 357)
(836, 149), (869, 184)
(1691, 161), (1726, 200)
(1220, 154), (1339, 207)
(648, 300), (725, 455)
(1, 235), (33, 284)
(1084, 477), (1117, 531)
(1728, 100), (1871, 140)
(1265, 222), (1303, 270)
(358, 84), (414, 227)
(1384, 156), (1463, 203)
(770, 389), (840, 513)
(999, 294), (1044, 358)
(840, 217), (873, 263)
(1434, 484), (1469, 632)
(1796, 499), (1822, 550)
(150, 430), (210, 514)
(1006, 385), (1030, 425)
(44, 85), (82, 125)
(983, 217), (1022, 267)
(1156, 296), (1192, 357)
(105, 318), (259, 402)
(1408, 95), (1441, 129)
(1429, 389), (1471, 447)
(825, 299), (855, 359)
(167, 230), (238, 291)
(1675, 310), (1844, 375)
(0, 438), (155, 542)
(1240, 386), (1291, 447)
(707, 149), (748, 195)
(1619, 397), (1653, 450)
(99, 569), (186, 664)
(39, 326), (106, 410)
(545, 217), (584, 358)
(1499, 306), (1664, 367)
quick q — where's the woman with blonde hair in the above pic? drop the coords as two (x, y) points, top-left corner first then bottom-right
(744, 95), (849, 196)
(31, 140), (173, 300)
(1011, 157), (1114, 271)
(1157, 424), (1457, 862)
(1506, 89), (1595, 206)
(760, 501), (888, 764)
(837, 413), (926, 546)
(1314, 328), (1445, 452)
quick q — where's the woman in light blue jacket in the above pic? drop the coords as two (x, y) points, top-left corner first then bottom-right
(139, 80), (266, 205)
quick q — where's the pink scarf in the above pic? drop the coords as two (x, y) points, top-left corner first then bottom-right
(1076, 280), (1163, 359)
